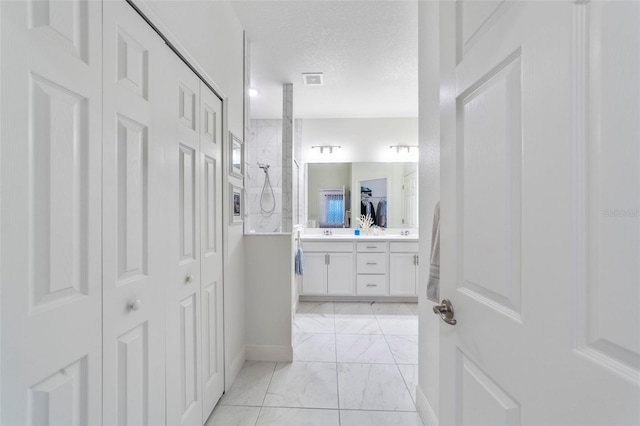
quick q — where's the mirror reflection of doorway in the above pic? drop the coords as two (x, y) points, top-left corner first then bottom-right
(360, 178), (387, 228)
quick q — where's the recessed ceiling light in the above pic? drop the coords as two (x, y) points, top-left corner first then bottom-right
(248, 88), (259, 97)
(302, 73), (323, 86)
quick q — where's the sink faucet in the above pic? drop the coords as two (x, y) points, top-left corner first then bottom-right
(400, 229), (410, 236)
(323, 229), (333, 236)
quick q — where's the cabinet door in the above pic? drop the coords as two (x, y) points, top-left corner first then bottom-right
(328, 252), (355, 295)
(301, 253), (328, 294)
(389, 253), (417, 296)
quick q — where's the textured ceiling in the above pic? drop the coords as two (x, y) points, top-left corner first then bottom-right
(230, 1), (418, 119)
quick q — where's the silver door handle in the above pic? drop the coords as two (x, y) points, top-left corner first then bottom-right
(366, 284), (377, 287)
(433, 299), (457, 325)
(128, 299), (142, 311)
(185, 274), (194, 284)
(366, 262), (377, 265)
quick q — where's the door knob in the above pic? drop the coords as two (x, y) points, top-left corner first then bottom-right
(433, 299), (457, 325)
(185, 274), (194, 284)
(128, 299), (142, 311)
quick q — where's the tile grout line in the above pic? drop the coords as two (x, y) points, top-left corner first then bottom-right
(332, 303), (342, 426)
(390, 324), (419, 411)
(258, 361), (278, 409)
(375, 304), (419, 412)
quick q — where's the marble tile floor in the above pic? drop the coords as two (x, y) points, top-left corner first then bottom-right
(207, 302), (423, 426)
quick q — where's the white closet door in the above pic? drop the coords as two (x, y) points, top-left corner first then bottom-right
(0, 1), (102, 424)
(166, 61), (203, 426)
(200, 84), (225, 419)
(102, 2), (172, 424)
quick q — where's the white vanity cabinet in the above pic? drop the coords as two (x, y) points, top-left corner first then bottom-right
(302, 242), (354, 295)
(389, 242), (420, 296)
(300, 236), (419, 299)
(356, 242), (388, 295)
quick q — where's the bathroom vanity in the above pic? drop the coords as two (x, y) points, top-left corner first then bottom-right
(299, 232), (419, 301)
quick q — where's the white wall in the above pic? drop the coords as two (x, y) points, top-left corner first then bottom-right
(133, 0), (247, 389)
(301, 118), (418, 163)
(417, 2), (441, 425)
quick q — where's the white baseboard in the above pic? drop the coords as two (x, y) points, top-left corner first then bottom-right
(226, 345), (246, 392)
(416, 385), (439, 426)
(245, 345), (293, 362)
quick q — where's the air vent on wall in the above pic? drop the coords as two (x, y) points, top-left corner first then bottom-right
(302, 72), (324, 86)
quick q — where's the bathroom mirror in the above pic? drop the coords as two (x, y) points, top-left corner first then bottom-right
(305, 162), (418, 229)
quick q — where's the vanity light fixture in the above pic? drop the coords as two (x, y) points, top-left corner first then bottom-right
(312, 145), (341, 154)
(389, 144), (418, 153)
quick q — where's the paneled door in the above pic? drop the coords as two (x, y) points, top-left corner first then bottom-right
(166, 60), (203, 426)
(102, 2), (172, 424)
(0, 1), (103, 424)
(200, 84), (225, 419)
(438, 1), (639, 424)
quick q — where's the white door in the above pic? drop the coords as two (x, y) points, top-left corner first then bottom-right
(199, 83), (225, 419)
(402, 172), (418, 227)
(438, 1), (640, 425)
(166, 60), (203, 426)
(102, 2), (170, 424)
(327, 253), (354, 295)
(301, 253), (328, 294)
(0, 1), (103, 424)
(389, 253), (417, 296)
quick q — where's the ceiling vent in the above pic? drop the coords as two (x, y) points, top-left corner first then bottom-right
(302, 72), (324, 86)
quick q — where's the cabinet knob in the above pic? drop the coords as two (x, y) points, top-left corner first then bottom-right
(128, 299), (142, 311)
(185, 273), (194, 284)
(366, 283), (377, 287)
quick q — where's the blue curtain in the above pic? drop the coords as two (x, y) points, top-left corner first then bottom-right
(326, 194), (344, 225)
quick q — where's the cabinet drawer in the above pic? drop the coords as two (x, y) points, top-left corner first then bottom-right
(356, 241), (387, 252)
(357, 253), (387, 274)
(357, 275), (387, 295)
(390, 242), (419, 253)
(303, 241), (353, 252)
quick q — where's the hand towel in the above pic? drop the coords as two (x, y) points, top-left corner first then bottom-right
(427, 201), (440, 302)
(295, 247), (304, 276)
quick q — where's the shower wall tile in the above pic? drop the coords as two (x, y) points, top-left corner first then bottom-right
(249, 118), (284, 232)
(248, 188), (281, 215)
(282, 84), (294, 233)
(249, 212), (283, 233)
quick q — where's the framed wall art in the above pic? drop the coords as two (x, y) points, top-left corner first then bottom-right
(230, 183), (243, 225)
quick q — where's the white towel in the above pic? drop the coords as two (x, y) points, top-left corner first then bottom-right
(427, 202), (440, 302)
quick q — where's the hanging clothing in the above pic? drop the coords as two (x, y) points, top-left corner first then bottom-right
(376, 199), (387, 228)
(360, 201), (377, 225)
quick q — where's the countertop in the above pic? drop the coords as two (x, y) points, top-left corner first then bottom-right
(300, 233), (418, 242)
